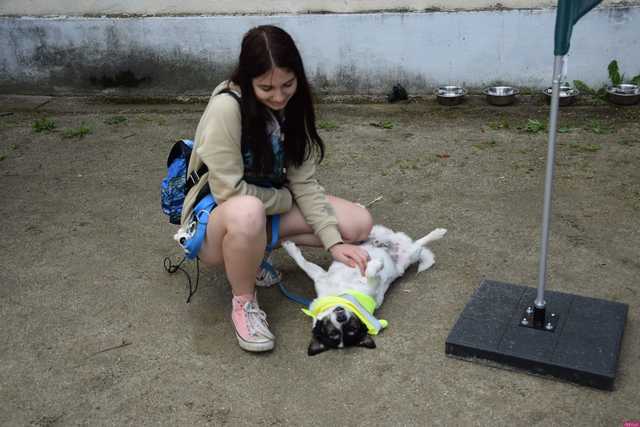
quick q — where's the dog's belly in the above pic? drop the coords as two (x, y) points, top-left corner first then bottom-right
(316, 265), (368, 298)
(316, 247), (400, 306)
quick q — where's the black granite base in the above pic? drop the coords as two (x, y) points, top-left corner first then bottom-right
(445, 279), (628, 390)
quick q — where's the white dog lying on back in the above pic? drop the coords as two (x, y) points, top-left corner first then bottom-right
(282, 225), (447, 355)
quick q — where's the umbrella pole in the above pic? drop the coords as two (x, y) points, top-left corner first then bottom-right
(533, 55), (564, 326)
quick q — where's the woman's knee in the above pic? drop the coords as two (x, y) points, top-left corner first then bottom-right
(223, 196), (267, 238)
(341, 205), (373, 243)
(198, 196), (266, 266)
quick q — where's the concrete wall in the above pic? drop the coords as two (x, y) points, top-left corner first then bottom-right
(0, 0), (637, 15)
(1, 6), (639, 96)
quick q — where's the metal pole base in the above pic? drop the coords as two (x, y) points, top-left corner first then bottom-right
(519, 304), (559, 332)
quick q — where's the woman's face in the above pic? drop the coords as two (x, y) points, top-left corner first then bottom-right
(252, 67), (298, 111)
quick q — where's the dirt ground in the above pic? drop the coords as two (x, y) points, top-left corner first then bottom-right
(0, 94), (638, 426)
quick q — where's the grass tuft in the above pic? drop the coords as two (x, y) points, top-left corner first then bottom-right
(62, 124), (92, 139)
(33, 118), (56, 133)
(104, 116), (128, 125)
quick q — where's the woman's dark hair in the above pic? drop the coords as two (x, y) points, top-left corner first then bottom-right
(230, 25), (324, 174)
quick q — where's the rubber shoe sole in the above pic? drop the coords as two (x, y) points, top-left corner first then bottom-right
(235, 333), (275, 352)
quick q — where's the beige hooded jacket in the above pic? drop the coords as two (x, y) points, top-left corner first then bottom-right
(180, 81), (343, 250)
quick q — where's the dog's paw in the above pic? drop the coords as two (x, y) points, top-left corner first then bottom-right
(281, 240), (299, 255)
(432, 228), (447, 240)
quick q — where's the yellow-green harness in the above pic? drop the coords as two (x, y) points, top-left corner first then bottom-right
(302, 290), (388, 335)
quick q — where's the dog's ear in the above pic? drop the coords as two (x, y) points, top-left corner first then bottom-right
(308, 336), (329, 356)
(358, 334), (376, 349)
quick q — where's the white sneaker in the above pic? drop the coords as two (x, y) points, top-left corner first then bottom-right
(255, 252), (282, 288)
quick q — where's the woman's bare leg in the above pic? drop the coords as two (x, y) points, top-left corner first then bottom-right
(279, 195), (373, 247)
(198, 196), (267, 296)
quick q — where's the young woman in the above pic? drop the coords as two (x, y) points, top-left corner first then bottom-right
(178, 25), (372, 352)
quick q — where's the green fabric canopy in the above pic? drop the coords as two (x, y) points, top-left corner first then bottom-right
(554, 0), (602, 55)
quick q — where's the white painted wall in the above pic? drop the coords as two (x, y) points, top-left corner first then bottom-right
(0, 0), (638, 16)
(1, 8), (638, 96)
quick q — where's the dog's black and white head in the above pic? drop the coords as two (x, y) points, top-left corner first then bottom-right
(308, 306), (376, 356)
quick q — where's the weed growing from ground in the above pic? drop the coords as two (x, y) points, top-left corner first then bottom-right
(586, 120), (611, 134)
(558, 127), (575, 133)
(370, 120), (395, 129)
(487, 120), (510, 130)
(104, 116), (128, 125)
(0, 143), (17, 161)
(573, 80), (607, 100)
(570, 143), (601, 152)
(525, 119), (545, 133)
(317, 120), (338, 130)
(33, 118), (56, 133)
(572, 60), (640, 100)
(62, 124), (92, 139)
(472, 140), (497, 150)
(138, 115), (166, 125)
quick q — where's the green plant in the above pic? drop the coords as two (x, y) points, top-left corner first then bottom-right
(0, 142), (16, 161)
(62, 124), (92, 139)
(370, 121), (395, 129)
(558, 127), (574, 133)
(33, 118), (56, 133)
(608, 60), (623, 86)
(317, 120), (338, 130)
(586, 120), (611, 134)
(487, 120), (510, 130)
(572, 60), (639, 102)
(579, 143), (602, 152)
(525, 119), (545, 133)
(607, 60), (640, 86)
(573, 80), (595, 95)
(472, 140), (497, 150)
(573, 80), (608, 100)
(104, 116), (128, 125)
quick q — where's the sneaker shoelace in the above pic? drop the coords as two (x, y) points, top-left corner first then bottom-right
(244, 302), (275, 339)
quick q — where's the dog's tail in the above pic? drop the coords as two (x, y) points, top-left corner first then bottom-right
(415, 228), (447, 273)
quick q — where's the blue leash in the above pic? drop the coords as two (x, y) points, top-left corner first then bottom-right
(264, 215), (312, 308)
(278, 282), (311, 307)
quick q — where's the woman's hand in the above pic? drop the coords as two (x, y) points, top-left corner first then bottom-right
(329, 243), (369, 276)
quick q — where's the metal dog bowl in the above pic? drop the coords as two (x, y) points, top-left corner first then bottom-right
(435, 86), (466, 106)
(606, 84), (640, 105)
(543, 83), (579, 106)
(483, 86), (519, 106)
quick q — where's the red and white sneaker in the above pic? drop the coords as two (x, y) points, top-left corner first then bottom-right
(231, 294), (275, 352)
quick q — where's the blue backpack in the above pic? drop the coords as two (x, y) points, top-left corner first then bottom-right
(161, 89), (242, 225)
(160, 139), (206, 224)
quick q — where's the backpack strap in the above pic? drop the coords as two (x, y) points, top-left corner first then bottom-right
(185, 88), (241, 196)
(218, 88), (241, 103)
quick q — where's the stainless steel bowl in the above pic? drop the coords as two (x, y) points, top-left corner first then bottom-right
(483, 86), (519, 106)
(435, 85), (466, 106)
(606, 84), (640, 105)
(543, 84), (579, 106)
